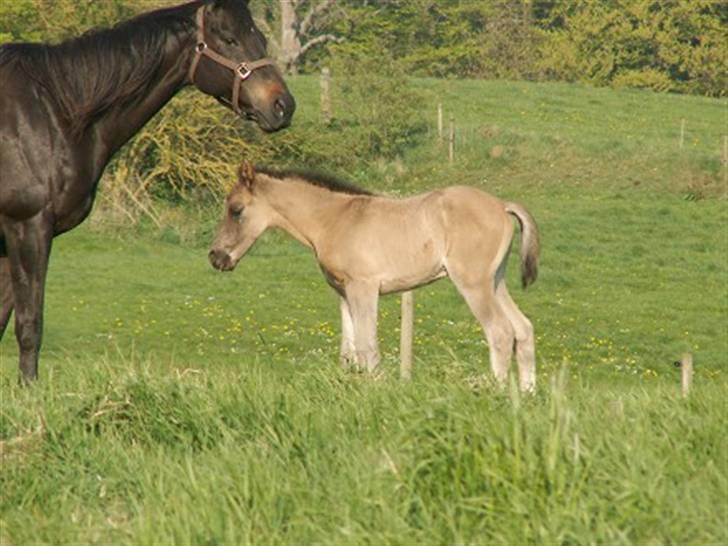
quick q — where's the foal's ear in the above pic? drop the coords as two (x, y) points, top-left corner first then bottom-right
(239, 160), (256, 189)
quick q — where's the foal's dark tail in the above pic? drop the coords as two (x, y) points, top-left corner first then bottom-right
(505, 202), (540, 288)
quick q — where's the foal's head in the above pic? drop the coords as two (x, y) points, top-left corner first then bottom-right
(209, 160), (269, 271)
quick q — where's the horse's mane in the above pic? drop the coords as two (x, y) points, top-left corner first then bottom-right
(0, 2), (200, 136)
(257, 166), (374, 196)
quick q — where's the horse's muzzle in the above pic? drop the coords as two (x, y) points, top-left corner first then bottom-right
(208, 249), (235, 271)
(256, 92), (295, 132)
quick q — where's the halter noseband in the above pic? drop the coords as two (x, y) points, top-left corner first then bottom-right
(188, 6), (275, 114)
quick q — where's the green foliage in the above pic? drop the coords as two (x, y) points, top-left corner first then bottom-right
(2, 0), (725, 95)
(332, 0), (483, 77)
(305, 0), (725, 95)
(536, 0), (727, 96)
(332, 0), (538, 80)
(0, 0), (161, 43)
(0, 0), (40, 43)
(328, 48), (428, 157)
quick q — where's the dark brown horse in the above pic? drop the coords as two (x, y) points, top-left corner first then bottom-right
(0, 0), (295, 383)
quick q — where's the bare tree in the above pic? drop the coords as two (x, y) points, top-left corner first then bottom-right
(277, 0), (344, 73)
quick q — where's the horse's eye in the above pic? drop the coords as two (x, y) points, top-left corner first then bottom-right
(230, 207), (243, 219)
(224, 37), (237, 46)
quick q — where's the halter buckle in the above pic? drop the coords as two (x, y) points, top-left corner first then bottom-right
(236, 63), (253, 80)
(195, 42), (207, 53)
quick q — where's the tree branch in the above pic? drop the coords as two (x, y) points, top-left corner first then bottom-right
(300, 0), (336, 36)
(298, 33), (344, 57)
(281, 0), (301, 10)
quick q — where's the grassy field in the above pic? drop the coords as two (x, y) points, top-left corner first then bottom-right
(1, 77), (726, 544)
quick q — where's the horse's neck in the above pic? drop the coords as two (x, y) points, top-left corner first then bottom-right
(264, 180), (347, 250)
(91, 26), (195, 159)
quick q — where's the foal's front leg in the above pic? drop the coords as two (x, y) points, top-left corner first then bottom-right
(338, 296), (356, 369)
(344, 282), (380, 373)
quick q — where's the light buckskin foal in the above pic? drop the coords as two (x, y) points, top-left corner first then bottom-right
(209, 161), (540, 391)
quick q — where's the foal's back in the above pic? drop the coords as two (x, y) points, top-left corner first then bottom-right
(318, 185), (513, 294)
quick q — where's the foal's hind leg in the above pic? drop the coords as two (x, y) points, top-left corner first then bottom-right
(496, 283), (536, 392)
(450, 274), (515, 386)
(0, 257), (13, 339)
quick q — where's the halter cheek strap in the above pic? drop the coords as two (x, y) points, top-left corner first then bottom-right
(188, 6), (275, 114)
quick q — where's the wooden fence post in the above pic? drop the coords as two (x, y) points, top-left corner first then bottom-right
(448, 114), (455, 164)
(400, 291), (414, 381)
(722, 135), (727, 190)
(681, 352), (693, 398)
(320, 67), (332, 124)
(437, 103), (443, 141)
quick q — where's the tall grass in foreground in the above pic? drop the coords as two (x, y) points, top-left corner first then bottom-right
(1, 356), (725, 545)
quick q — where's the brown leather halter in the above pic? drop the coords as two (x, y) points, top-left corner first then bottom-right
(188, 6), (275, 114)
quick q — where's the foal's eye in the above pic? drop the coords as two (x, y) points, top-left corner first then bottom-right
(230, 207), (243, 219)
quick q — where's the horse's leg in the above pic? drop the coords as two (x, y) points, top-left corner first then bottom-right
(449, 273), (514, 386)
(3, 216), (52, 383)
(344, 283), (380, 373)
(496, 283), (536, 392)
(0, 257), (13, 339)
(338, 296), (356, 369)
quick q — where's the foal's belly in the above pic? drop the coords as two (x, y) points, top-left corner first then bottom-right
(378, 266), (448, 295)
(320, 257), (447, 296)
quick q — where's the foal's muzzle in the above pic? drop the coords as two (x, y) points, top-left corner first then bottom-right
(209, 249), (235, 271)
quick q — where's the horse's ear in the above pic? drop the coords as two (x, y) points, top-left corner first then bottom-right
(239, 160), (255, 189)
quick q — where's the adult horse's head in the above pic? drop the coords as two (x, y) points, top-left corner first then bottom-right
(189, 0), (295, 131)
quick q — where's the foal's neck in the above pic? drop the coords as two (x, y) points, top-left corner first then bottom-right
(263, 178), (353, 250)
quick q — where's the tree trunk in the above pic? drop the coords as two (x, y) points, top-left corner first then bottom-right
(280, 0), (301, 74)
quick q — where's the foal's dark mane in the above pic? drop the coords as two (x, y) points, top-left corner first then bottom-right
(0, 1), (200, 135)
(258, 166), (374, 196)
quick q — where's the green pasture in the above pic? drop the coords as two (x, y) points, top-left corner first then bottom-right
(1, 77), (726, 544)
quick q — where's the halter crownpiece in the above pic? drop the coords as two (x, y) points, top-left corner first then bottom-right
(188, 6), (276, 114)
